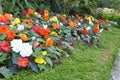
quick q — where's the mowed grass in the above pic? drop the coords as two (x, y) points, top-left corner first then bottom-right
(1, 25), (120, 80)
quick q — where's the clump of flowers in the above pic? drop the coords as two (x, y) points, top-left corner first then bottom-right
(0, 9), (112, 78)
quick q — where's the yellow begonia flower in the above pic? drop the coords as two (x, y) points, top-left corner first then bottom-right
(35, 57), (45, 64)
(49, 16), (58, 22)
(90, 16), (95, 21)
(34, 12), (38, 15)
(41, 51), (47, 56)
(14, 18), (20, 24)
(52, 16), (58, 22)
(50, 31), (57, 36)
(9, 25), (14, 28)
(63, 14), (66, 17)
(49, 18), (53, 22)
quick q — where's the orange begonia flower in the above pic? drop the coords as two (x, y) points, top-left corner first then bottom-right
(69, 21), (76, 28)
(18, 33), (28, 41)
(0, 15), (5, 20)
(5, 30), (15, 41)
(60, 16), (66, 23)
(105, 19), (109, 23)
(4, 13), (12, 20)
(84, 16), (89, 20)
(22, 19), (33, 26)
(0, 26), (8, 34)
(75, 14), (79, 18)
(46, 38), (53, 47)
(39, 28), (45, 36)
(93, 24), (99, 33)
(44, 10), (49, 21)
(75, 14), (82, 19)
(28, 9), (34, 15)
(45, 28), (50, 33)
(52, 23), (59, 29)
(44, 10), (49, 15)
(39, 28), (50, 39)
(82, 29), (88, 35)
(44, 33), (49, 39)
(44, 16), (49, 21)
(43, 28), (50, 39)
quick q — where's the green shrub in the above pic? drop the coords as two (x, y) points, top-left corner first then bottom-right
(96, 0), (120, 10)
(1, 0), (97, 16)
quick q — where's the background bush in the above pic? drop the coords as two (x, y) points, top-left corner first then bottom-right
(96, 0), (120, 10)
(1, 0), (97, 16)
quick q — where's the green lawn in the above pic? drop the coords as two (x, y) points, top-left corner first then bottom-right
(1, 25), (120, 80)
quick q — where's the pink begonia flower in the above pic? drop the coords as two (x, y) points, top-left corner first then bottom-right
(11, 21), (15, 25)
(78, 27), (83, 31)
(17, 24), (24, 31)
(0, 42), (10, 52)
(33, 41), (40, 49)
(0, 19), (8, 24)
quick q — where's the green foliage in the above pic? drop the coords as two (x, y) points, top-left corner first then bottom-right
(102, 13), (120, 23)
(0, 53), (8, 63)
(2, 0), (51, 17)
(44, 57), (53, 66)
(96, 0), (120, 10)
(28, 61), (39, 73)
(47, 0), (97, 15)
(0, 67), (13, 77)
(1, 0), (97, 16)
(11, 52), (19, 65)
(0, 34), (6, 40)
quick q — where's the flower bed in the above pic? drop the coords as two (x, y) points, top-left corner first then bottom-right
(0, 9), (111, 78)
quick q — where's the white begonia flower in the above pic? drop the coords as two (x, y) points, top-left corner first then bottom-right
(19, 43), (33, 57)
(43, 24), (48, 29)
(32, 37), (36, 40)
(17, 24), (24, 31)
(60, 22), (63, 26)
(38, 15), (41, 18)
(11, 39), (33, 57)
(11, 39), (23, 53)
(78, 22), (81, 26)
(0, 23), (4, 25)
(35, 20), (39, 23)
(86, 26), (91, 31)
(99, 29), (104, 33)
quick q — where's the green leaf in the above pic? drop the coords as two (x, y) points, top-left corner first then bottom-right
(38, 64), (45, 71)
(32, 48), (42, 57)
(0, 67), (13, 77)
(61, 41), (74, 50)
(37, 38), (45, 43)
(47, 47), (61, 57)
(32, 52), (42, 57)
(28, 61), (39, 73)
(12, 52), (19, 64)
(8, 64), (18, 74)
(0, 34), (6, 40)
(44, 57), (53, 66)
(48, 53), (58, 59)
(0, 53), (8, 63)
